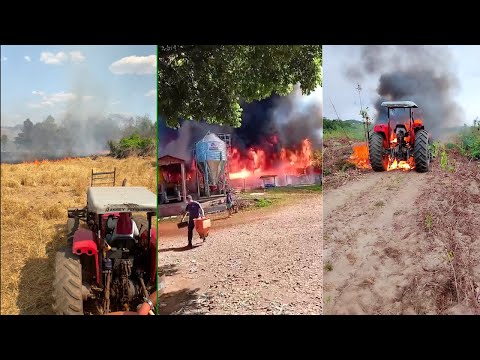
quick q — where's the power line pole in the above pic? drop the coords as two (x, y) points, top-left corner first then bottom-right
(329, 97), (341, 121)
(356, 83), (370, 143)
(328, 97), (349, 139)
(356, 83), (363, 112)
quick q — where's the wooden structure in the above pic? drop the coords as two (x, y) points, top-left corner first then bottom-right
(91, 168), (116, 186)
(260, 174), (277, 188)
(158, 155), (187, 203)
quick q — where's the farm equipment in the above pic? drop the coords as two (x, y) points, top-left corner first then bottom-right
(369, 101), (432, 172)
(53, 186), (157, 315)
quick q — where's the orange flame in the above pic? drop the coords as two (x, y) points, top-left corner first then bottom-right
(229, 168), (252, 180)
(229, 138), (313, 180)
(348, 142), (414, 171)
(24, 157), (77, 165)
(349, 143), (370, 169)
(387, 159), (412, 171)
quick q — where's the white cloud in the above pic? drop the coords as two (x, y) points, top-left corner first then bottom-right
(29, 91), (76, 108)
(40, 51), (68, 65)
(111, 100), (121, 105)
(24, 56), (31, 62)
(1, 56), (7, 62)
(83, 95), (94, 101)
(69, 51), (85, 63)
(40, 51), (86, 65)
(145, 89), (156, 97)
(109, 55), (156, 75)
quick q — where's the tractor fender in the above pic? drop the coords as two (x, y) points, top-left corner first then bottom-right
(72, 229), (100, 284)
(373, 124), (389, 139)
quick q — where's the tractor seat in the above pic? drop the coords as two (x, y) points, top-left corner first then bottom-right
(112, 213), (139, 241)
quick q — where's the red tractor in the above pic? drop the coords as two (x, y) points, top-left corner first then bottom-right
(369, 101), (431, 172)
(53, 186), (157, 315)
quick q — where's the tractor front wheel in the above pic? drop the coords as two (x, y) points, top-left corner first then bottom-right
(369, 132), (388, 171)
(414, 129), (430, 172)
(52, 247), (84, 315)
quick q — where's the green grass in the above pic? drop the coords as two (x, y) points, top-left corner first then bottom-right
(440, 148), (448, 170)
(425, 212), (433, 230)
(431, 141), (441, 158)
(438, 146), (456, 172)
(324, 262), (333, 272)
(255, 198), (273, 208)
(265, 184), (322, 193)
(323, 118), (367, 141)
(458, 127), (480, 159)
(374, 201), (385, 207)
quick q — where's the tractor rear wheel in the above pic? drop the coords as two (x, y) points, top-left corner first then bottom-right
(414, 129), (430, 172)
(53, 247), (83, 315)
(369, 132), (388, 171)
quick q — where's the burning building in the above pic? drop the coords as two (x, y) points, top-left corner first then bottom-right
(158, 87), (322, 192)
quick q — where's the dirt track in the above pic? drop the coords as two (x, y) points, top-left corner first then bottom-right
(324, 158), (480, 315)
(159, 195), (322, 315)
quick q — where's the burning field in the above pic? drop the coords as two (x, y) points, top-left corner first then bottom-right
(323, 45), (480, 314)
(0, 156), (156, 314)
(323, 148), (480, 314)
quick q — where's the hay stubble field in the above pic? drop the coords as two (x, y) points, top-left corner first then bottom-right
(1, 156), (156, 315)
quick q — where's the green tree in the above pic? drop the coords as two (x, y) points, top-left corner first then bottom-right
(158, 45), (322, 128)
(14, 119), (34, 150)
(1, 134), (8, 151)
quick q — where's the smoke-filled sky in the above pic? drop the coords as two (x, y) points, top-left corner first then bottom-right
(158, 85), (322, 163)
(323, 45), (480, 126)
(0, 45), (156, 126)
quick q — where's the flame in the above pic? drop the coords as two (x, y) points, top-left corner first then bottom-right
(229, 138), (313, 180)
(229, 168), (252, 180)
(387, 159), (412, 171)
(348, 142), (414, 171)
(24, 156), (77, 165)
(157, 138), (315, 187)
(349, 143), (370, 169)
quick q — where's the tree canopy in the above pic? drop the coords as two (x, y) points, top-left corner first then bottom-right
(1, 134), (8, 151)
(158, 45), (322, 128)
(12, 114), (155, 156)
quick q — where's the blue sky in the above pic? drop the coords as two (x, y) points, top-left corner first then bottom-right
(324, 45), (480, 125)
(1, 45), (156, 126)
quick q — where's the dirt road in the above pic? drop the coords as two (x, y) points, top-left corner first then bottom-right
(159, 195), (322, 315)
(324, 157), (480, 315)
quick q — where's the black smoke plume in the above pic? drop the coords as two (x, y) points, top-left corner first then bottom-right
(158, 85), (322, 167)
(346, 45), (464, 137)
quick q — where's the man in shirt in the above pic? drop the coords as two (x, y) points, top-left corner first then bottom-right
(180, 195), (205, 248)
(226, 189), (234, 218)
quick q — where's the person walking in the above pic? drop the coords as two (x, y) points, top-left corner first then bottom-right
(180, 195), (205, 248)
(226, 189), (234, 218)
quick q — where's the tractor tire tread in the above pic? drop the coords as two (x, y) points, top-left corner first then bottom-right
(369, 132), (387, 171)
(414, 129), (430, 172)
(52, 247), (83, 315)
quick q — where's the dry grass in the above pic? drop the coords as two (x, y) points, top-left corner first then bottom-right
(1, 156), (156, 315)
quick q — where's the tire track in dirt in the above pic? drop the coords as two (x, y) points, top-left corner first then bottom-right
(324, 170), (432, 314)
(159, 196), (322, 315)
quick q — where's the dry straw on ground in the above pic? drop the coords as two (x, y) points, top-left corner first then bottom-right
(1, 156), (156, 315)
